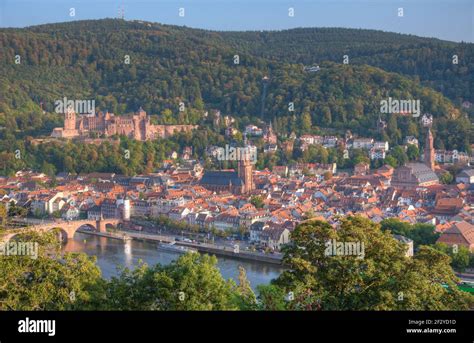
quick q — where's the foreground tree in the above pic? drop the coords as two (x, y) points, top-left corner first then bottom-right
(434, 243), (472, 272)
(0, 230), (105, 310)
(250, 195), (264, 209)
(0, 203), (7, 227)
(1, 219), (471, 311)
(233, 266), (258, 310)
(103, 253), (246, 310)
(380, 218), (439, 247)
(271, 216), (473, 310)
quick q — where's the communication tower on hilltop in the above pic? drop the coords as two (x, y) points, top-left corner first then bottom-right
(118, 5), (125, 20)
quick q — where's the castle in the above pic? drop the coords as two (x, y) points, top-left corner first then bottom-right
(51, 107), (197, 141)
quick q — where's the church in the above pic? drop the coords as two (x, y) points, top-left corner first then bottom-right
(51, 107), (197, 141)
(391, 128), (439, 189)
(199, 155), (255, 195)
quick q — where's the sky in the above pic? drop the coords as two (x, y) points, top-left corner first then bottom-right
(0, 0), (473, 42)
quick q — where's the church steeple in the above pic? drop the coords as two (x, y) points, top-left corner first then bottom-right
(238, 149), (254, 194)
(424, 128), (435, 170)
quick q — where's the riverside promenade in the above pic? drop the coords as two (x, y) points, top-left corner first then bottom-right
(78, 228), (283, 265)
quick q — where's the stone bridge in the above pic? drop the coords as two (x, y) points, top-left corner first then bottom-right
(1, 218), (120, 243)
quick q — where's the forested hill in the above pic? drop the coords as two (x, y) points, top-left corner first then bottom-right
(7, 19), (472, 103)
(0, 19), (472, 151)
(220, 28), (473, 103)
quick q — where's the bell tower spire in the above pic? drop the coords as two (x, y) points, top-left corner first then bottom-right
(424, 128), (435, 170)
(238, 149), (254, 194)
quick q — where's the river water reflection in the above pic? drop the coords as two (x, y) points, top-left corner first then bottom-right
(63, 232), (284, 290)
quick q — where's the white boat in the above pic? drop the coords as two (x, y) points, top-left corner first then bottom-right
(158, 241), (197, 254)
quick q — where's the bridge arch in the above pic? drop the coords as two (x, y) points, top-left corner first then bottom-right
(1, 219), (121, 244)
(75, 223), (98, 232)
(47, 227), (69, 243)
(6, 233), (22, 243)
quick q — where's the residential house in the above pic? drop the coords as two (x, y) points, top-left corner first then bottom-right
(213, 213), (240, 231)
(323, 136), (338, 148)
(245, 125), (263, 136)
(370, 148), (386, 160)
(354, 163), (369, 176)
(393, 234), (414, 257)
(168, 207), (191, 221)
(404, 136), (419, 147)
(456, 169), (474, 184)
(30, 192), (64, 215)
(273, 166), (288, 177)
(352, 138), (374, 150)
(436, 221), (474, 252)
(61, 204), (80, 220)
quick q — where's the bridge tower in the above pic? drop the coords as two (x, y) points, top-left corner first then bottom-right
(96, 214), (106, 233)
(122, 195), (131, 221)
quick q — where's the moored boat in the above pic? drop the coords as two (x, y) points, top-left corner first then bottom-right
(158, 241), (197, 254)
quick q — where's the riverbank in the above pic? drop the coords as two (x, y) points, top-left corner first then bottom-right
(77, 228), (283, 266)
(65, 231), (283, 289)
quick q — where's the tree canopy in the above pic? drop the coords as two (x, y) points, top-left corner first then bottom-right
(267, 217), (472, 310)
(1, 19), (473, 177)
(1, 217), (472, 311)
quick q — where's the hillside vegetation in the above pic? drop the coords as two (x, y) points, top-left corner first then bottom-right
(0, 19), (472, 175)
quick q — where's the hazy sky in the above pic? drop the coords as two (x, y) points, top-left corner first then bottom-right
(0, 0), (473, 42)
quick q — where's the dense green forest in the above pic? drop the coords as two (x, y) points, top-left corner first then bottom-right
(0, 19), (472, 176)
(220, 28), (474, 104)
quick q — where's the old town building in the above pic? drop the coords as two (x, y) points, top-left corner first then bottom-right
(200, 154), (255, 195)
(392, 128), (439, 189)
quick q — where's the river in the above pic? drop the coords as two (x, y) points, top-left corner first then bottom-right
(63, 232), (284, 290)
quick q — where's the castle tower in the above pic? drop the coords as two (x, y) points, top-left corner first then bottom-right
(132, 107), (147, 140)
(424, 128), (435, 170)
(137, 106), (146, 117)
(64, 108), (76, 131)
(133, 114), (142, 140)
(238, 151), (254, 194)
